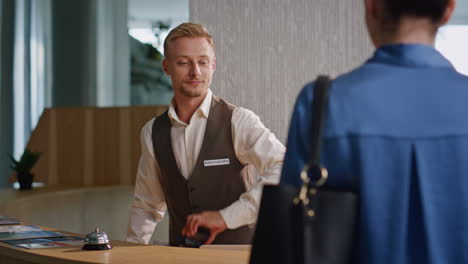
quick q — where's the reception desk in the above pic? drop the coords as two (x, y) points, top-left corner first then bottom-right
(0, 186), (250, 263)
(0, 185), (169, 243)
(0, 239), (250, 264)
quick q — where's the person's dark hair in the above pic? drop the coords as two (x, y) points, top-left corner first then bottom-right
(382, 0), (449, 23)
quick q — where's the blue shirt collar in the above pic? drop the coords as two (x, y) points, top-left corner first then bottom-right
(367, 44), (454, 69)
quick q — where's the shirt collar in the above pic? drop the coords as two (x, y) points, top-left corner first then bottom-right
(367, 44), (454, 69)
(168, 89), (213, 125)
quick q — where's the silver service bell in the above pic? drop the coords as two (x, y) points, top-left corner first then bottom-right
(82, 227), (112, 250)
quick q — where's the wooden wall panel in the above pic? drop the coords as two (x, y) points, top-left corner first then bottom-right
(118, 108), (132, 185)
(130, 106), (167, 184)
(26, 106), (168, 186)
(94, 108), (120, 186)
(83, 109), (95, 186)
(56, 108), (86, 186)
(29, 109), (51, 183)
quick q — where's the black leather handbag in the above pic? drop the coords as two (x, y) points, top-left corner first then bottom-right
(250, 76), (358, 264)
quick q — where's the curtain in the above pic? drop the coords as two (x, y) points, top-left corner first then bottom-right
(30, 0), (53, 128)
(0, 0), (16, 188)
(12, 0), (52, 159)
(13, 0), (32, 159)
(94, 0), (130, 106)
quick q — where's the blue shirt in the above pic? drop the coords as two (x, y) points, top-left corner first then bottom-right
(281, 44), (468, 264)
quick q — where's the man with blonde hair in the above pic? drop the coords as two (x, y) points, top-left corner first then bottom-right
(126, 23), (285, 246)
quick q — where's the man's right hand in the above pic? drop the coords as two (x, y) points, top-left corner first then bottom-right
(181, 211), (228, 245)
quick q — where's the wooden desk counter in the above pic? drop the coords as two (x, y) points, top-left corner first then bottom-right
(0, 238), (250, 264)
(0, 185), (169, 242)
(0, 186), (250, 263)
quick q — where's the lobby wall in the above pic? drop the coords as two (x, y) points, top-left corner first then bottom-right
(190, 0), (373, 143)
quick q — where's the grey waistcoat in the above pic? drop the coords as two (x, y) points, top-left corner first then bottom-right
(152, 96), (254, 245)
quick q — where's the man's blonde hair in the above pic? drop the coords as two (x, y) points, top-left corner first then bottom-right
(163, 22), (215, 58)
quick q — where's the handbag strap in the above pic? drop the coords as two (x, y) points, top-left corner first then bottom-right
(308, 75), (330, 168)
(296, 76), (331, 203)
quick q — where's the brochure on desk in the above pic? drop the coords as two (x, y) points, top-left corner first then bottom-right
(0, 216), (20, 225)
(2, 236), (84, 249)
(0, 225), (64, 240)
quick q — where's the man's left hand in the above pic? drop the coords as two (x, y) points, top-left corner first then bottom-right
(181, 211), (227, 245)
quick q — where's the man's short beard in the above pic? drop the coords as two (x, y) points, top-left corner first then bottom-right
(178, 86), (206, 98)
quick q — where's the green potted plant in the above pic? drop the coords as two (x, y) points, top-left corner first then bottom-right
(9, 149), (41, 190)
(130, 20), (173, 105)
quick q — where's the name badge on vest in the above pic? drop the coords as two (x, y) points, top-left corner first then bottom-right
(204, 158), (230, 167)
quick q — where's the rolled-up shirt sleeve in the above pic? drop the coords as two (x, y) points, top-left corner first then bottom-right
(219, 108), (285, 229)
(126, 119), (167, 244)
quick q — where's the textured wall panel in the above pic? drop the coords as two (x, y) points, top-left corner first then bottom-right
(191, 0), (373, 142)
